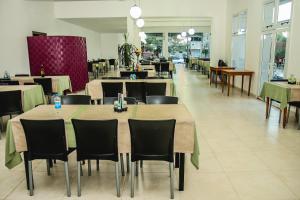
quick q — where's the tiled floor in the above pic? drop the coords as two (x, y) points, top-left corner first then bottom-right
(1, 65), (300, 200)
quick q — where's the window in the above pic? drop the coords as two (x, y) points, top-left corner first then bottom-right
(231, 11), (247, 70)
(263, 1), (275, 28)
(141, 33), (163, 59)
(277, 0), (292, 22)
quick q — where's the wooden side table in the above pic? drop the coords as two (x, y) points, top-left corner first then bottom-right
(221, 70), (254, 96)
(209, 66), (235, 88)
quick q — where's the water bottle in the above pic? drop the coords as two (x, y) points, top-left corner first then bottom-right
(54, 95), (61, 109)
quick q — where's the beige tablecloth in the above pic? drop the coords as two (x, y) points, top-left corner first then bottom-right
(11, 76), (72, 94)
(86, 79), (175, 100)
(5, 104), (198, 169)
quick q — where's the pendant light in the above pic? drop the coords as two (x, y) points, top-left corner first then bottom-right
(136, 18), (145, 28)
(188, 28), (195, 35)
(181, 32), (187, 37)
(130, 4), (142, 19)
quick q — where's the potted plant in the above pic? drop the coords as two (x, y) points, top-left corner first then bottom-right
(119, 34), (137, 68)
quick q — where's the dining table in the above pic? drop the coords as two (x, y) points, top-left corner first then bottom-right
(85, 78), (176, 100)
(5, 104), (199, 191)
(11, 75), (72, 95)
(209, 66), (235, 88)
(260, 82), (300, 128)
(0, 85), (46, 112)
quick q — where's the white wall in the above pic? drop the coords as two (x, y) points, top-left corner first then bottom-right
(226, 0), (300, 95)
(54, 0), (228, 66)
(0, 0), (101, 75)
(99, 33), (123, 59)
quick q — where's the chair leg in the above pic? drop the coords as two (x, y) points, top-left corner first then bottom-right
(279, 110), (282, 123)
(135, 161), (138, 176)
(28, 161), (34, 196)
(120, 154), (125, 176)
(46, 160), (51, 176)
(64, 162), (71, 197)
(130, 162), (135, 198)
(80, 163), (83, 176)
(77, 161), (81, 197)
(126, 153), (130, 173)
(287, 105), (291, 123)
(169, 162), (174, 199)
(88, 160), (91, 176)
(269, 100), (272, 117)
(115, 162), (121, 197)
(96, 159), (100, 171)
(140, 160), (143, 168)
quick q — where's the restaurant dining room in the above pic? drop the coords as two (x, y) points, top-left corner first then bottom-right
(0, 0), (300, 199)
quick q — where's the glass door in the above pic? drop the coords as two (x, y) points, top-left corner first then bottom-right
(272, 30), (288, 79)
(259, 33), (273, 93)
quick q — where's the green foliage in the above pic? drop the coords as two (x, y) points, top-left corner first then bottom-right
(119, 33), (137, 67)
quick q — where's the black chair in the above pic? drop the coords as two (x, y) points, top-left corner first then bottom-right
(103, 97), (137, 105)
(15, 74), (30, 77)
(269, 79), (289, 123)
(145, 82), (166, 96)
(120, 71), (148, 79)
(20, 119), (71, 197)
(61, 95), (91, 105)
(24, 82), (36, 85)
(0, 80), (19, 85)
(33, 78), (53, 96)
(102, 82), (123, 98)
(71, 119), (120, 197)
(102, 77), (128, 80)
(146, 96), (178, 104)
(145, 76), (165, 79)
(0, 90), (23, 118)
(287, 101), (300, 127)
(128, 119), (176, 199)
(125, 82), (146, 102)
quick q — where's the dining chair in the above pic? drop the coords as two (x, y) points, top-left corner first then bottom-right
(71, 119), (120, 197)
(120, 71), (148, 79)
(125, 82), (146, 103)
(269, 79), (288, 123)
(128, 119), (176, 199)
(15, 74), (30, 77)
(146, 96), (178, 104)
(0, 80), (19, 85)
(33, 78), (54, 96)
(287, 101), (300, 127)
(61, 95), (91, 105)
(24, 82), (36, 85)
(102, 77), (128, 80)
(0, 90), (23, 139)
(20, 119), (72, 197)
(103, 97), (137, 105)
(101, 82), (123, 98)
(145, 82), (166, 96)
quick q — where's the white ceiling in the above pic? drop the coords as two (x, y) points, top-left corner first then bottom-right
(61, 17), (127, 33)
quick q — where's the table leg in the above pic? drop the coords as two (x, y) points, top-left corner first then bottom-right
(227, 75), (231, 96)
(179, 153), (185, 191)
(283, 107), (287, 128)
(248, 75), (252, 96)
(241, 75), (244, 95)
(221, 73), (224, 93)
(266, 97), (270, 119)
(232, 76), (235, 88)
(215, 70), (218, 88)
(209, 70), (212, 86)
(175, 153), (179, 168)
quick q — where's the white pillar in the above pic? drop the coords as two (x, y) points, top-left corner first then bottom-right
(163, 31), (169, 58)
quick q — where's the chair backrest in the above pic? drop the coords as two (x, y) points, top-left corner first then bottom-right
(146, 96), (178, 104)
(103, 97), (137, 105)
(125, 82), (146, 102)
(101, 82), (123, 97)
(87, 62), (94, 72)
(120, 71), (148, 79)
(154, 63), (161, 72)
(61, 95), (91, 105)
(160, 62), (170, 72)
(145, 82), (166, 96)
(24, 82), (36, 85)
(128, 119), (176, 162)
(34, 78), (53, 95)
(109, 59), (116, 65)
(0, 90), (23, 116)
(0, 80), (19, 85)
(20, 119), (68, 161)
(15, 74), (30, 77)
(145, 77), (165, 79)
(71, 119), (119, 161)
(102, 77), (128, 80)
(270, 79), (288, 82)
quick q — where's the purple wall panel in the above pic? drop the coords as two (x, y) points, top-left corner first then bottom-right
(27, 36), (88, 92)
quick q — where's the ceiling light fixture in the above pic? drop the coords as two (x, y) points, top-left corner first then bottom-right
(188, 28), (195, 35)
(130, 4), (142, 19)
(136, 18), (144, 28)
(181, 32), (187, 37)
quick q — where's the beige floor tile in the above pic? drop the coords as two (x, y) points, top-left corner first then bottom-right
(227, 171), (296, 200)
(276, 170), (300, 198)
